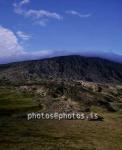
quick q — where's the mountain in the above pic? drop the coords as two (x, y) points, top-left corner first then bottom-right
(0, 55), (122, 114)
(0, 55), (122, 85)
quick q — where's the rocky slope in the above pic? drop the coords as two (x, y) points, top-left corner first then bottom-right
(0, 55), (122, 84)
(15, 80), (122, 113)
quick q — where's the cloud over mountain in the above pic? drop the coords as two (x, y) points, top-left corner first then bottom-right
(0, 26), (122, 64)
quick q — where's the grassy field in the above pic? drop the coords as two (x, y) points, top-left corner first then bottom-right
(0, 113), (122, 150)
(0, 86), (122, 150)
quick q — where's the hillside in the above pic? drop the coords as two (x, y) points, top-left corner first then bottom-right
(0, 55), (122, 85)
(0, 55), (122, 150)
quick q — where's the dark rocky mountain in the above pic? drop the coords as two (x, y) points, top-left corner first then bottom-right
(0, 55), (122, 84)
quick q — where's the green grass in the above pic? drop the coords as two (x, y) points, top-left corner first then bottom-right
(0, 87), (40, 116)
(0, 87), (36, 108)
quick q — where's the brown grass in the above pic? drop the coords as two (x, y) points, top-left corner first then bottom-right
(0, 113), (122, 150)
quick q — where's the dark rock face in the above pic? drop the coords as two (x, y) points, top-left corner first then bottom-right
(0, 55), (122, 84)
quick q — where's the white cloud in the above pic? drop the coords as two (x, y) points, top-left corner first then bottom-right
(13, 1), (63, 26)
(24, 9), (62, 26)
(16, 31), (31, 40)
(66, 10), (91, 18)
(0, 26), (60, 63)
(20, 0), (30, 6)
(0, 26), (54, 60)
(25, 9), (62, 20)
(0, 26), (25, 57)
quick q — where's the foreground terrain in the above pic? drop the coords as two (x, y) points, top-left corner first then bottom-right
(0, 113), (122, 150)
(0, 80), (122, 150)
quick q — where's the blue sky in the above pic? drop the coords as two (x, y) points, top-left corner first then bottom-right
(0, 0), (122, 63)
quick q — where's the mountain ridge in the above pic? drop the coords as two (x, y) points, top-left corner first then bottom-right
(0, 55), (122, 66)
(0, 55), (122, 85)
